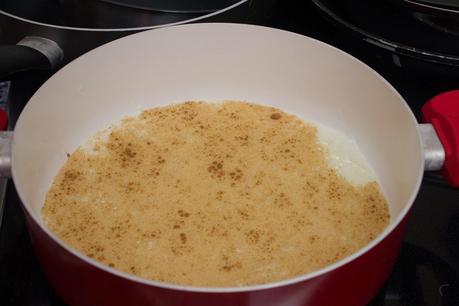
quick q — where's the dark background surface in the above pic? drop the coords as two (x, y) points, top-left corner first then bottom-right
(1, 1), (459, 305)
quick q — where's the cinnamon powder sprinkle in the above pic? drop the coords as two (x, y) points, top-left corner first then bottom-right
(42, 101), (389, 287)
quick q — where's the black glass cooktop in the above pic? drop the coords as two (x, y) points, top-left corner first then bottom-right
(1, 1), (459, 305)
(99, 0), (240, 13)
(0, 0), (203, 28)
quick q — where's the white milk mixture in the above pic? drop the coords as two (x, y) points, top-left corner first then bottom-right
(317, 125), (376, 186)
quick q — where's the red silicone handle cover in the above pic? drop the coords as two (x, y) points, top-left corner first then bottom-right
(0, 109), (7, 131)
(422, 90), (459, 187)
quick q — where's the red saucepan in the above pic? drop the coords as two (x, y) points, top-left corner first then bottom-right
(1, 23), (458, 306)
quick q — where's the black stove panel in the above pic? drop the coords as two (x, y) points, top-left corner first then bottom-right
(1, 1), (459, 305)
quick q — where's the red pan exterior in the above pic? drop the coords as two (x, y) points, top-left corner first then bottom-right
(23, 205), (410, 306)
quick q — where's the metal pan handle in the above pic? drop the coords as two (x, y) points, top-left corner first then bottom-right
(0, 36), (63, 80)
(0, 131), (12, 178)
(421, 90), (459, 187)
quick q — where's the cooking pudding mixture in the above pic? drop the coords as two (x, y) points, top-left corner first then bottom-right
(42, 101), (389, 287)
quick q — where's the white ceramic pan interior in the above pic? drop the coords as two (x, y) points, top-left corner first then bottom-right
(11, 23), (424, 288)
